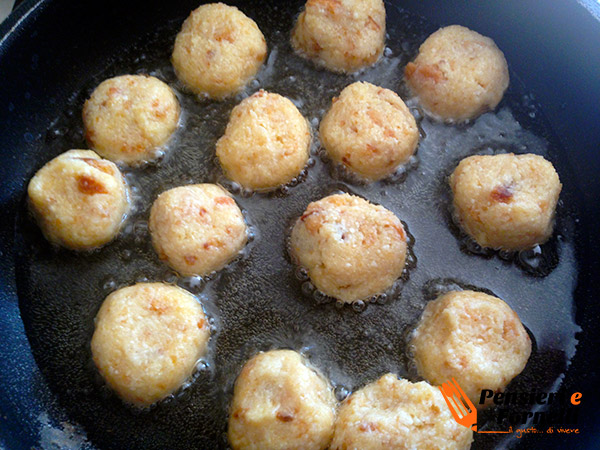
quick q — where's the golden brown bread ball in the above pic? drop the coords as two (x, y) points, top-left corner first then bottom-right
(292, 0), (386, 73)
(216, 90), (311, 190)
(91, 282), (210, 406)
(405, 25), (509, 121)
(27, 149), (129, 250)
(290, 194), (407, 303)
(331, 374), (473, 450)
(320, 81), (418, 181)
(149, 184), (247, 276)
(228, 350), (336, 450)
(83, 75), (180, 165)
(410, 290), (532, 407)
(172, 3), (267, 99)
(450, 153), (561, 251)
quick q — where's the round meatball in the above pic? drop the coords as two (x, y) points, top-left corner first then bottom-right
(149, 184), (247, 276)
(290, 194), (407, 303)
(405, 25), (509, 121)
(331, 374), (473, 450)
(172, 3), (267, 99)
(228, 350), (336, 450)
(410, 290), (532, 406)
(91, 283), (210, 406)
(450, 153), (561, 251)
(83, 75), (180, 165)
(320, 82), (418, 181)
(216, 90), (311, 190)
(292, 0), (385, 73)
(27, 149), (129, 250)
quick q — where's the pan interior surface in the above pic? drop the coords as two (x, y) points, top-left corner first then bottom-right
(9, 1), (584, 449)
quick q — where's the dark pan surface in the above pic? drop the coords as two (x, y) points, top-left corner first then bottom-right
(2, 0), (600, 449)
(11, 2), (583, 449)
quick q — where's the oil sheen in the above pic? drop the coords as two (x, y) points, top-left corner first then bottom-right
(14, 3), (579, 449)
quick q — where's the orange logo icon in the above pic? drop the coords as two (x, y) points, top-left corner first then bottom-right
(439, 378), (512, 434)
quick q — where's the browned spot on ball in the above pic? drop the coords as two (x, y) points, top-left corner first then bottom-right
(311, 39), (323, 53)
(184, 255), (197, 265)
(384, 128), (396, 138)
(358, 421), (379, 432)
(490, 184), (514, 203)
(366, 144), (379, 154)
(215, 29), (235, 43)
(79, 157), (113, 174)
(215, 196), (234, 206)
(418, 63), (447, 83)
(232, 408), (247, 419)
(366, 15), (381, 31)
(76, 175), (108, 195)
(148, 299), (169, 314)
(276, 410), (294, 422)
(404, 62), (417, 78)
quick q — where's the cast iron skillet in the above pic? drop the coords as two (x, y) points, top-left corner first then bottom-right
(0, 0), (599, 449)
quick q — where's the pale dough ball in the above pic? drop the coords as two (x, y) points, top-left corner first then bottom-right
(91, 282), (210, 406)
(330, 374), (473, 450)
(292, 0), (386, 73)
(27, 149), (129, 250)
(450, 153), (561, 251)
(320, 81), (418, 181)
(83, 75), (180, 165)
(410, 290), (532, 406)
(172, 3), (267, 99)
(290, 194), (407, 303)
(149, 184), (247, 276)
(405, 25), (509, 121)
(228, 350), (336, 450)
(216, 90), (311, 190)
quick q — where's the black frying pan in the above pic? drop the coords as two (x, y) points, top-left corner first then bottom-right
(1, 0), (599, 449)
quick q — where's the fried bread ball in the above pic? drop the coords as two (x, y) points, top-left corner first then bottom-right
(149, 184), (247, 276)
(410, 290), (532, 407)
(27, 149), (129, 250)
(320, 82), (418, 181)
(83, 75), (180, 165)
(216, 90), (311, 190)
(228, 350), (336, 450)
(172, 3), (267, 99)
(330, 374), (473, 450)
(292, 0), (386, 73)
(290, 194), (407, 303)
(450, 153), (561, 251)
(405, 25), (509, 121)
(91, 283), (210, 406)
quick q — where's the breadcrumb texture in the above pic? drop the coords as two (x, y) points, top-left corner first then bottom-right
(450, 153), (561, 251)
(83, 75), (180, 164)
(228, 350), (336, 450)
(291, 0), (385, 73)
(411, 290), (532, 406)
(290, 194), (406, 303)
(172, 3), (267, 99)
(149, 184), (247, 276)
(216, 90), (311, 190)
(91, 283), (210, 406)
(405, 25), (509, 121)
(27, 149), (129, 250)
(331, 374), (473, 450)
(320, 81), (418, 181)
